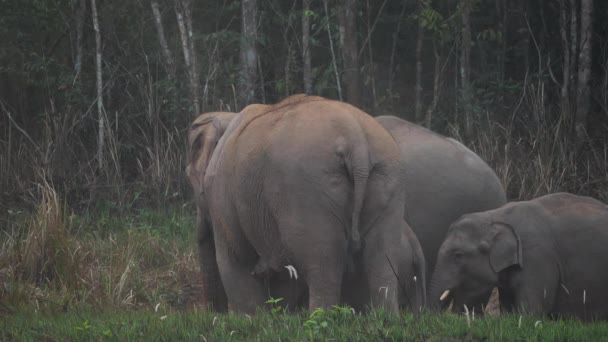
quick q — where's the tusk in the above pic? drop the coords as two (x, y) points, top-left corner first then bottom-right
(440, 289), (451, 301)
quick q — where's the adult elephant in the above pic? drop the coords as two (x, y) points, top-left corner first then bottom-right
(375, 116), (506, 275)
(186, 111), (235, 311)
(204, 95), (426, 314)
(430, 193), (608, 320)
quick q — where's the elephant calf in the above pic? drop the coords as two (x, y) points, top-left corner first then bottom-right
(430, 192), (608, 320)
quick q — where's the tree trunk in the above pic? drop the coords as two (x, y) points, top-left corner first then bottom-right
(338, 0), (361, 107)
(387, 0), (407, 95)
(238, 0), (258, 109)
(302, 0), (313, 94)
(414, 0), (424, 123)
(72, 0), (86, 84)
(425, 42), (442, 129)
(175, 0), (200, 115)
(151, 0), (176, 80)
(575, 0), (593, 145)
(91, 0), (104, 170)
(559, 0), (571, 115)
(569, 0), (578, 91)
(460, 0), (471, 96)
(323, 0), (342, 101)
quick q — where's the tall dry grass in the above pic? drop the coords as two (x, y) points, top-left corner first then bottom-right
(0, 178), (201, 315)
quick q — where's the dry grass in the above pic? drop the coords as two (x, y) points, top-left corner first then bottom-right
(0, 180), (200, 315)
(448, 115), (608, 203)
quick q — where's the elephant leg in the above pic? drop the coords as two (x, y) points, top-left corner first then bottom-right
(215, 247), (267, 313)
(213, 220), (267, 314)
(362, 226), (402, 313)
(196, 211), (227, 312)
(509, 265), (558, 316)
(280, 215), (347, 311)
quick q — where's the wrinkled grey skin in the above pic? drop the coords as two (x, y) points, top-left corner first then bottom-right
(204, 95), (426, 314)
(186, 111), (236, 311)
(430, 192), (608, 320)
(375, 116), (507, 276)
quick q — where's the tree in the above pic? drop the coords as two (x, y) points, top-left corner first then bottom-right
(151, 0), (176, 80)
(415, 0), (424, 123)
(302, 0), (313, 95)
(91, 0), (105, 170)
(575, 0), (593, 146)
(460, 0), (471, 99)
(72, 0), (86, 83)
(238, 0), (258, 109)
(175, 0), (200, 115)
(338, 0), (361, 106)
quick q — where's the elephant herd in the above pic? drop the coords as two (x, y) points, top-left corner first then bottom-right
(186, 94), (608, 321)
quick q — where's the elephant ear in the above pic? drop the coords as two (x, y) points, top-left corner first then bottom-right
(489, 222), (523, 273)
(186, 113), (234, 193)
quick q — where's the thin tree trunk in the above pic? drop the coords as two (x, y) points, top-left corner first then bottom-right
(283, 1), (297, 97)
(415, 0), (424, 123)
(425, 43), (442, 128)
(175, 2), (191, 70)
(366, 0), (377, 109)
(575, 0), (593, 145)
(184, 1), (199, 114)
(72, 0), (86, 84)
(569, 0), (578, 91)
(559, 0), (571, 115)
(496, 0), (506, 88)
(175, 0), (199, 115)
(323, 0), (342, 101)
(338, 0), (360, 106)
(238, 0), (258, 109)
(388, 0), (407, 95)
(302, 0), (313, 94)
(91, 0), (104, 170)
(460, 0), (471, 95)
(151, 0), (176, 80)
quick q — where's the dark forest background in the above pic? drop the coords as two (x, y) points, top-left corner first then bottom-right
(1, 0), (607, 217)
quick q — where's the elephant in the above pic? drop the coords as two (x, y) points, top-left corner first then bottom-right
(429, 192), (608, 320)
(375, 115), (507, 276)
(185, 111), (236, 311)
(203, 94), (426, 314)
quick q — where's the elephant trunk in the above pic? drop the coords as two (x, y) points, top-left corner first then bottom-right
(428, 265), (455, 312)
(197, 211), (227, 311)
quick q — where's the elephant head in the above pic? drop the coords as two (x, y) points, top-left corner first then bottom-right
(186, 111), (236, 311)
(186, 112), (236, 193)
(429, 214), (522, 313)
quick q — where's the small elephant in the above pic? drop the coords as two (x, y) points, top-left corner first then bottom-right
(204, 95), (426, 313)
(430, 192), (608, 320)
(375, 116), (507, 276)
(185, 111), (235, 311)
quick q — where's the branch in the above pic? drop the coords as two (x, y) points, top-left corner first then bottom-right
(0, 101), (42, 155)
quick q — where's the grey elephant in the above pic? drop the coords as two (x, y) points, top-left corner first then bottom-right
(203, 95), (426, 314)
(375, 116), (506, 276)
(430, 192), (608, 320)
(186, 111), (235, 311)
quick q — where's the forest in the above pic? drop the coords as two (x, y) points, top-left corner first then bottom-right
(1, 0), (608, 338)
(1, 0), (607, 211)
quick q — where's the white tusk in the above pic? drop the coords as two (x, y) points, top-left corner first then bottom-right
(440, 289), (451, 301)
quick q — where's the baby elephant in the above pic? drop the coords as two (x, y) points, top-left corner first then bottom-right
(430, 192), (608, 320)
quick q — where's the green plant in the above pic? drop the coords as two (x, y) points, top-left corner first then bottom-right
(265, 297), (284, 315)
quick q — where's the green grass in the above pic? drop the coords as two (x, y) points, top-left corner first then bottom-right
(2, 307), (608, 341)
(3, 197), (608, 341)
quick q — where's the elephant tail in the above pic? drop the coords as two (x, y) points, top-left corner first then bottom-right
(346, 128), (371, 257)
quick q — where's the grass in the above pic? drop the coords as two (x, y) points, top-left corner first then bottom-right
(3, 186), (608, 341)
(2, 307), (608, 341)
